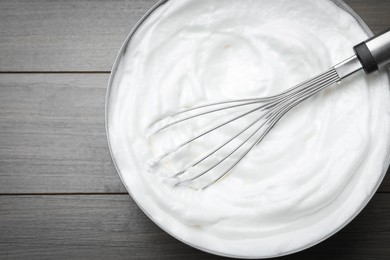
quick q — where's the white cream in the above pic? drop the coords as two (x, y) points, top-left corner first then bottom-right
(108, 0), (390, 258)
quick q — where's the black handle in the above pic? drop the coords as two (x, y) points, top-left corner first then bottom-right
(354, 28), (390, 74)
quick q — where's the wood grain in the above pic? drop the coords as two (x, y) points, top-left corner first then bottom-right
(0, 74), (125, 194)
(0, 194), (389, 259)
(345, 0), (390, 34)
(1, 74), (389, 194)
(0, 0), (389, 72)
(0, 0), (155, 72)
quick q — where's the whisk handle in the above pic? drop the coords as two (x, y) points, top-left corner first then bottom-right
(354, 28), (390, 74)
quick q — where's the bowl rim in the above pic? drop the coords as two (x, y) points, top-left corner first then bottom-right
(105, 0), (390, 258)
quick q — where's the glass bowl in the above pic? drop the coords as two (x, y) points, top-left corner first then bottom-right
(105, 0), (390, 258)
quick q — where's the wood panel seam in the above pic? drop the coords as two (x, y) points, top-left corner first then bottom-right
(0, 71), (111, 74)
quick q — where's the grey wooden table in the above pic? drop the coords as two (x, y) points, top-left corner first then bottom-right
(1, 0), (390, 259)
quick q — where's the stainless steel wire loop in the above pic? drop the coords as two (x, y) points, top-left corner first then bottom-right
(149, 68), (341, 189)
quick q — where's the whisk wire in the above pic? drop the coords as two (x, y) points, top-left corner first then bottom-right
(173, 109), (272, 178)
(151, 68), (341, 189)
(200, 70), (341, 189)
(152, 102), (267, 163)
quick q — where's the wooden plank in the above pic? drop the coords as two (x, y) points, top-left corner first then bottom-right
(1, 74), (389, 194)
(0, 194), (389, 259)
(0, 74), (125, 193)
(0, 0), (389, 72)
(345, 0), (390, 34)
(0, 0), (155, 72)
(381, 172), (390, 193)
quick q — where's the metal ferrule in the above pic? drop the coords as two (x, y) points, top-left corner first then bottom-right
(366, 29), (390, 69)
(334, 55), (363, 79)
